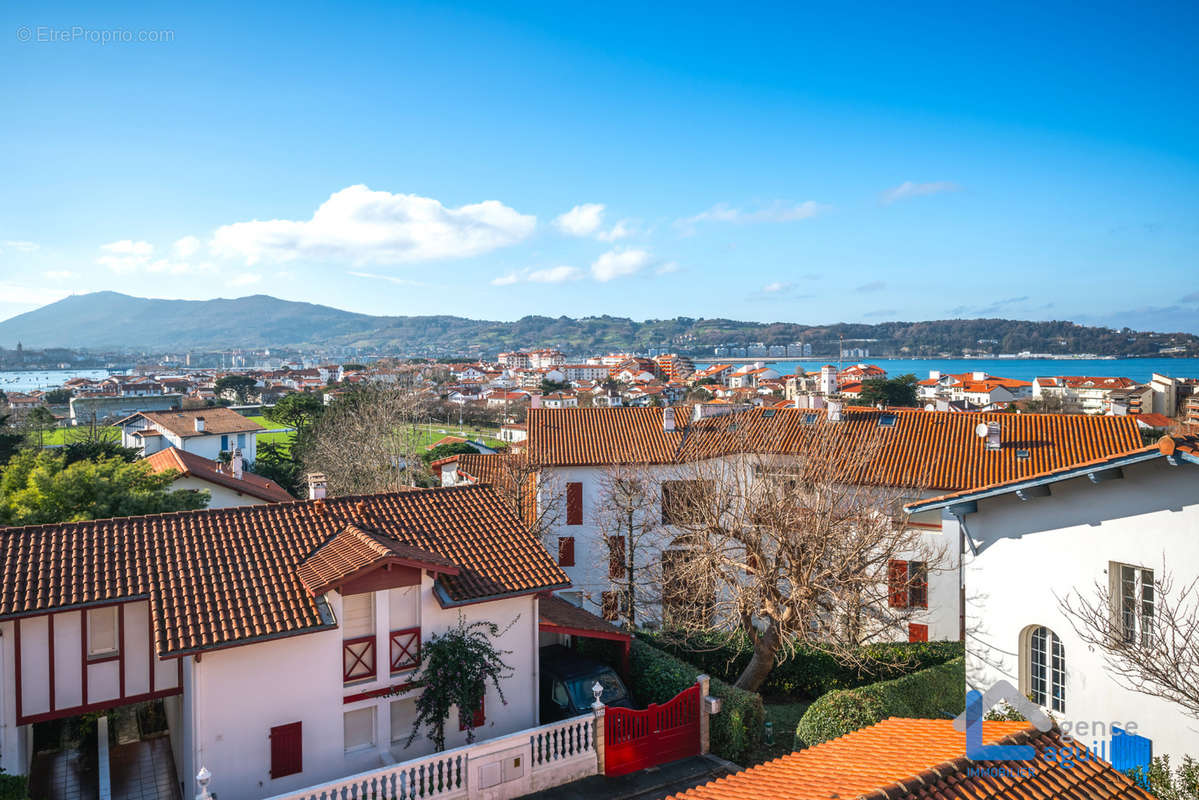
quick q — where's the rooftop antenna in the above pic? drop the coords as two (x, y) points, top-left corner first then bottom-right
(838, 334), (844, 372)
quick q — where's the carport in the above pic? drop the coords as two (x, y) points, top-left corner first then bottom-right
(539, 595), (632, 676)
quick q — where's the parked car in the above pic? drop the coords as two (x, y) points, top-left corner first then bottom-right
(539, 644), (635, 723)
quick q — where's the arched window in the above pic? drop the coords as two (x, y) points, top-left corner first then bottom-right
(1026, 625), (1065, 712)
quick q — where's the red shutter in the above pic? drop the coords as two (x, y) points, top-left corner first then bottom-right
(908, 623), (929, 643)
(558, 537), (575, 567)
(566, 482), (583, 525)
(269, 722), (302, 779)
(888, 560), (908, 608)
(608, 536), (626, 579)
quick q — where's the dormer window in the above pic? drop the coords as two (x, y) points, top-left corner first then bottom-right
(878, 414), (897, 428)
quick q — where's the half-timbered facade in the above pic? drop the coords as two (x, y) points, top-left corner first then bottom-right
(0, 486), (568, 800)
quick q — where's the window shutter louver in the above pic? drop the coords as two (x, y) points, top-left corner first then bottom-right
(269, 722), (302, 779)
(566, 482), (583, 525)
(888, 560), (908, 608)
(558, 537), (575, 567)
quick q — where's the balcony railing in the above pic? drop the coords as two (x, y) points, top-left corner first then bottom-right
(390, 627), (421, 674)
(343, 635), (376, 683)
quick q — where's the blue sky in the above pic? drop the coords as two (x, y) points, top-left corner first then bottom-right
(2, 0), (1198, 332)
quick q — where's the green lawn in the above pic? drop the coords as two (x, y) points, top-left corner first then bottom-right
(744, 701), (811, 766)
(35, 426), (119, 447)
(234, 415), (502, 450)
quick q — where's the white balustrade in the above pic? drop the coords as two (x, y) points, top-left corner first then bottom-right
(264, 715), (597, 800)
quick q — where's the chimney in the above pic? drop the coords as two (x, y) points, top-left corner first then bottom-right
(194, 416), (206, 432)
(827, 399), (843, 422)
(663, 406), (676, 432)
(929, 370), (941, 381)
(229, 448), (243, 480)
(307, 472), (327, 500)
(531, 394), (543, 409)
(973, 371), (987, 382)
(811, 394), (826, 410)
(986, 421), (1002, 451)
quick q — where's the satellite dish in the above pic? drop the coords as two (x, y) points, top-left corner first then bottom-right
(924, 403), (934, 411)
(975, 422), (990, 439)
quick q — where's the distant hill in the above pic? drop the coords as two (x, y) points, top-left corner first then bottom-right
(1, 291), (1197, 358)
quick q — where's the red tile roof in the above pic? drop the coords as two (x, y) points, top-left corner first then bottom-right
(0, 486), (568, 656)
(670, 718), (1153, 800)
(907, 433), (1199, 511)
(296, 522), (459, 595)
(1036, 376), (1140, 390)
(144, 447), (294, 503)
(527, 407), (1143, 491)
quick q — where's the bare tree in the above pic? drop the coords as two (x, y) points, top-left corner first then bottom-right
(304, 384), (435, 495)
(657, 419), (945, 691)
(481, 451), (565, 544)
(1061, 564), (1199, 717)
(592, 464), (662, 630)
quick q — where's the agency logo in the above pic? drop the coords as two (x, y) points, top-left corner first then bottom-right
(953, 680), (1053, 761)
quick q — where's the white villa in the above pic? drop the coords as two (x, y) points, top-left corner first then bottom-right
(118, 407), (266, 463)
(523, 406), (1146, 644)
(0, 482), (569, 800)
(908, 434), (1199, 763)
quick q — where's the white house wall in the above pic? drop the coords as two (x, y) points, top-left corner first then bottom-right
(542, 461), (961, 642)
(190, 573), (540, 800)
(960, 458), (1199, 762)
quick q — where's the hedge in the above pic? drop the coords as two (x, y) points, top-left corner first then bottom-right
(637, 630), (963, 699)
(795, 656), (965, 746)
(576, 637), (765, 764)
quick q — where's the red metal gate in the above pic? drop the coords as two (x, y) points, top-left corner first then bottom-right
(605, 683), (701, 776)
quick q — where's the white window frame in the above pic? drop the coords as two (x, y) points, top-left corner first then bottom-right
(1027, 625), (1065, 713)
(1114, 563), (1154, 647)
(87, 606), (119, 660)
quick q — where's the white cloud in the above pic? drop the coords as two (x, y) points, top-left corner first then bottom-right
(0, 283), (70, 306)
(172, 235), (202, 258)
(490, 265), (584, 286)
(591, 248), (652, 282)
(229, 273), (262, 287)
(656, 261), (680, 275)
(348, 270), (432, 287)
(881, 181), (960, 204)
(678, 201), (827, 229)
(97, 239), (155, 273)
(596, 219), (632, 242)
(554, 204), (606, 237)
(528, 265), (584, 283)
(211, 185), (535, 266)
(43, 270), (78, 281)
(1, 240), (39, 253)
(762, 281), (791, 293)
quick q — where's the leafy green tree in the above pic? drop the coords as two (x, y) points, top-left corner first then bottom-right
(539, 379), (571, 393)
(0, 411), (21, 467)
(43, 388), (73, 405)
(62, 439), (141, 465)
(0, 451), (208, 525)
(252, 441), (305, 499)
(422, 441), (479, 464)
(214, 375), (258, 403)
(858, 374), (919, 408)
(264, 392), (325, 440)
(402, 616), (516, 752)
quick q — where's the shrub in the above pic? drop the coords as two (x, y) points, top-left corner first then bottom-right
(638, 630), (962, 699)
(0, 770), (27, 800)
(795, 657), (964, 746)
(580, 637), (765, 764)
(1130, 754), (1199, 799)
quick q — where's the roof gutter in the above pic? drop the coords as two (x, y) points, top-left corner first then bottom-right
(906, 450), (1167, 514)
(432, 579), (570, 609)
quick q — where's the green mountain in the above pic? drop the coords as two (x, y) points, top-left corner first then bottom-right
(1, 291), (1196, 358)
